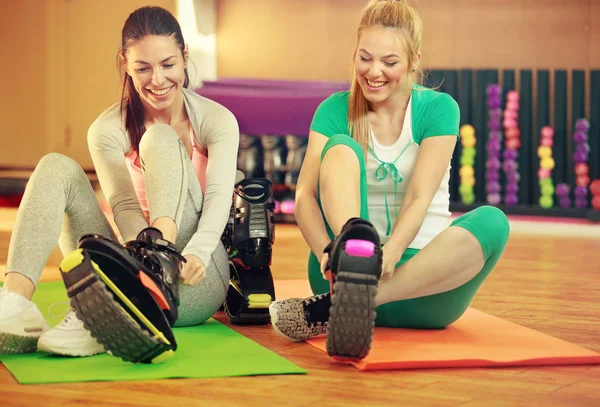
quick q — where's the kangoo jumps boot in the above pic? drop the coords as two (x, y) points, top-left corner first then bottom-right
(324, 218), (382, 361)
(222, 178), (276, 324)
(59, 227), (184, 364)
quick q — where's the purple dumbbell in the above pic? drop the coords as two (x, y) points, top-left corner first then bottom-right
(504, 193), (518, 206)
(573, 150), (588, 164)
(487, 84), (501, 96)
(502, 159), (517, 173)
(506, 172), (521, 183)
(487, 193), (502, 205)
(486, 181), (501, 194)
(575, 118), (590, 132)
(487, 139), (501, 155)
(505, 183), (519, 194)
(489, 130), (502, 142)
(487, 98), (502, 110)
(574, 186), (588, 198)
(485, 170), (500, 181)
(573, 130), (588, 144)
(559, 197), (571, 208)
(488, 118), (502, 131)
(575, 198), (587, 209)
(576, 143), (591, 154)
(489, 108), (503, 119)
(503, 149), (518, 160)
(486, 157), (501, 170)
(555, 183), (570, 197)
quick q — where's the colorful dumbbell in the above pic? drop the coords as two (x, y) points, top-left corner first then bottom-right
(502, 90), (520, 206)
(486, 84), (503, 206)
(590, 179), (600, 211)
(459, 124), (477, 205)
(573, 118), (590, 209)
(538, 126), (555, 209)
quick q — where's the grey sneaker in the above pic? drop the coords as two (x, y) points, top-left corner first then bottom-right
(269, 293), (330, 341)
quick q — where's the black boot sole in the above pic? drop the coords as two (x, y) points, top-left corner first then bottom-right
(59, 249), (176, 364)
(326, 222), (381, 361)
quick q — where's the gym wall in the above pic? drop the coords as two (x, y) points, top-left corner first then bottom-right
(1, 0), (597, 170)
(216, 0), (600, 80)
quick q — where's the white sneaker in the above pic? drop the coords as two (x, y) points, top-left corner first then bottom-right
(37, 309), (105, 357)
(0, 287), (49, 354)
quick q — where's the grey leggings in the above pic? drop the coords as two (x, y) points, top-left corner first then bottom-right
(5, 126), (230, 327)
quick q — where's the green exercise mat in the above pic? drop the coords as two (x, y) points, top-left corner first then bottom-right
(0, 281), (305, 384)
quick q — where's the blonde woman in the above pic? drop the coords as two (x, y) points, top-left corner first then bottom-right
(270, 0), (510, 360)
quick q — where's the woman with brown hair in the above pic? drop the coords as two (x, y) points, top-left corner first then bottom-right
(0, 6), (237, 360)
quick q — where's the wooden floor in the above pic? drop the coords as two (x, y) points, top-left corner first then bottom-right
(1, 208), (600, 406)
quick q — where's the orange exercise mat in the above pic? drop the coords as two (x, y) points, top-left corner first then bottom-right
(273, 279), (600, 371)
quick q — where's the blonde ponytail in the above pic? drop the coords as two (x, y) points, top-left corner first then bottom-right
(348, 0), (423, 155)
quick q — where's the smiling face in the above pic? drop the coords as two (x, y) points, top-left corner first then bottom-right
(123, 34), (187, 112)
(354, 26), (416, 105)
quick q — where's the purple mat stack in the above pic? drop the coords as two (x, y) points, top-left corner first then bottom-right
(196, 78), (350, 223)
(485, 84), (502, 206)
(196, 79), (348, 137)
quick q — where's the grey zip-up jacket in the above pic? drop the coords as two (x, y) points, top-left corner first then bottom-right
(87, 88), (239, 268)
